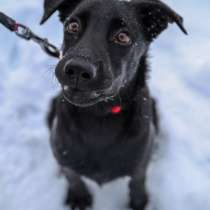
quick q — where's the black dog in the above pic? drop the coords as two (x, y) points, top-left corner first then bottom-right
(41, 0), (187, 209)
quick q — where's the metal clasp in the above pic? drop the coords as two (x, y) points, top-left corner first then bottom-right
(15, 24), (31, 40)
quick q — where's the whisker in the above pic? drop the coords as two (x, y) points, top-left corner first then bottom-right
(40, 65), (60, 91)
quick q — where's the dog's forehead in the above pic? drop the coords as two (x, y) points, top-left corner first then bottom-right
(72, 0), (134, 22)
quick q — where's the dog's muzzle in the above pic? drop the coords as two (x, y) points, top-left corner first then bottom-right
(55, 56), (115, 107)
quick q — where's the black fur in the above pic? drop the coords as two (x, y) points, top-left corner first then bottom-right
(42, 0), (186, 209)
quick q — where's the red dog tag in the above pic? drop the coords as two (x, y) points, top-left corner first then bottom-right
(111, 106), (122, 114)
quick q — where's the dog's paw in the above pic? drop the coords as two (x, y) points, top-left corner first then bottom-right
(65, 184), (93, 210)
(128, 195), (148, 210)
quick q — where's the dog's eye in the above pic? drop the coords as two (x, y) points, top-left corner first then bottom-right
(113, 31), (132, 46)
(66, 20), (80, 34)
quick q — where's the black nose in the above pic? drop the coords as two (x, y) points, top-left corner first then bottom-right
(64, 59), (97, 85)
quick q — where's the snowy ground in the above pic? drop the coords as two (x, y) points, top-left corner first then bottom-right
(0, 0), (210, 210)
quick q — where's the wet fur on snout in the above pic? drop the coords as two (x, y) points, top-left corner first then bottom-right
(41, 0), (187, 210)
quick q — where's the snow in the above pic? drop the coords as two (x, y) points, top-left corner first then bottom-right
(0, 1), (210, 210)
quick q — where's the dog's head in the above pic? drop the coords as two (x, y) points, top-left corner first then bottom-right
(41, 0), (187, 107)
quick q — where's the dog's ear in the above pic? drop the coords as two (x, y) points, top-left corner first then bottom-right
(40, 0), (65, 24)
(40, 0), (81, 24)
(133, 0), (187, 41)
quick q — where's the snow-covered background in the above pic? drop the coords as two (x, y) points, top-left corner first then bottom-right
(0, 0), (210, 210)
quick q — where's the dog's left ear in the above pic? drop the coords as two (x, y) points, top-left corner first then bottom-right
(133, 0), (187, 41)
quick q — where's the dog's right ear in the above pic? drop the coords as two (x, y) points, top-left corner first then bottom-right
(40, 0), (66, 24)
(40, 0), (81, 24)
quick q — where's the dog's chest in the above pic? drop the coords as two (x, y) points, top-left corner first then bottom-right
(51, 112), (150, 183)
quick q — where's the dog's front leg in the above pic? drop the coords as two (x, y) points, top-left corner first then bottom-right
(128, 173), (148, 210)
(63, 167), (93, 210)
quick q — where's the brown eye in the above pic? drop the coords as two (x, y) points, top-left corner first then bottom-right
(66, 21), (80, 34)
(113, 32), (131, 45)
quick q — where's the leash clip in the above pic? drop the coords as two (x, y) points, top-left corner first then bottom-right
(15, 23), (61, 58)
(15, 24), (31, 40)
(0, 11), (61, 59)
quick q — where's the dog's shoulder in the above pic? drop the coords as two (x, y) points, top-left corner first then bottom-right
(133, 86), (159, 134)
(47, 94), (62, 130)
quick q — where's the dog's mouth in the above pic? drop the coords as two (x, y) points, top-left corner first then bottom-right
(62, 86), (116, 107)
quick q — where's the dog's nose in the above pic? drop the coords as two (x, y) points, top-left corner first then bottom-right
(64, 59), (96, 85)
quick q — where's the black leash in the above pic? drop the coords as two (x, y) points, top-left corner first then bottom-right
(0, 11), (60, 59)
